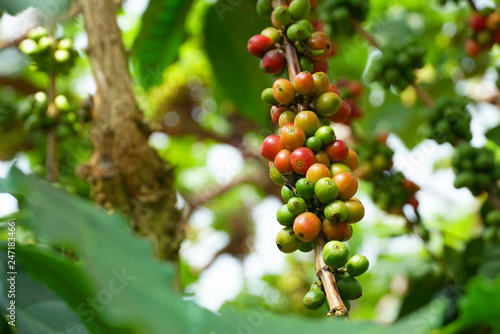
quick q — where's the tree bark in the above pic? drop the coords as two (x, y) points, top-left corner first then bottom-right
(78, 0), (181, 260)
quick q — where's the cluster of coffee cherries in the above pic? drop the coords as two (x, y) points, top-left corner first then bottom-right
(481, 201), (500, 242)
(371, 171), (420, 215)
(465, 8), (500, 57)
(319, 0), (369, 36)
(354, 133), (393, 181)
(452, 143), (499, 196)
(250, 0), (335, 75)
(369, 39), (425, 91)
(304, 250), (369, 311)
(419, 97), (472, 145)
(19, 91), (81, 139)
(18, 27), (77, 74)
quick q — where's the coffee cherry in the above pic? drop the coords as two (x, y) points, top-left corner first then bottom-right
(306, 163), (331, 185)
(346, 255), (369, 277)
(18, 39), (38, 55)
(261, 27), (281, 43)
(342, 148), (358, 171)
(328, 100), (351, 123)
(329, 162), (352, 176)
(269, 164), (284, 185)
(256, 0), (273, 17)
(281, 186), (295, 202)
(287, 22), (311, 42)
(315, 151), (330, 167)
(332, 172), (358, 200)
(306, 36), (330, 61)
(288, 196), (307, 215)
(337, 275), (362, 300)
(261, 135), (284, 161)
(486, 12), (500, 30)
(325, 139), (349, 162)
(299, 241), (314, 252)
(294, 71), (314, 95)
(281, 124), (306, 150)
(311, 72), (330, 97)
(54, 49), (70, 63)
(312, 58), (329, 74)
(272, 6), (292, 28)
(314, 92), (342, 116)
(486, 210), (500, 226)
(310, 280), (323, 292)
(300, 56), (314, 73)
(296, 177), (315, 200)
(293, 212), (322, 242)
(324, 220), (352, 241)
(276, 226), (302, 253)
(468, 12), (486, 32)
(314, 177), (339, 204)
(291, 147), (316, 174)
(296, 19), (314, 33)
(277, 204), (296, 226)
(294, 110), (320, 136)
(344, 198), (364, 224)
(322, 240), (349, 268)
(270, 105), (286, 125)
(262, 49), (287, 74)
(289, 0), (310, 20)
(27, 26), (49, 42)
(324, 199), (348, 222)
(314, 125), (336, 145)
(303, 289), (326, 310)
(247, 34), (275, 58)
(273, 78), (296, 105)
(274, 149), (293, 173)
(279, 111), (296, 127)
(306, 136), (322, 152)
(262, 87), (278, 104)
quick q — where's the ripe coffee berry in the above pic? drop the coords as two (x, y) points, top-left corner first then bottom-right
(306, 163), (331, 185)
(315, 151), (330, 167)
(261, 135), (284, 161)
(294, 71), (314, 95)
(325, 139), (349, 162)
(247, 34), (275, 58)
(328, 100), (351, 123)
(293, 212), (322, 242)
(332, 171), (358, 200)
(274, 149), (293, 173)
(291, 147), (316, 174)
(273, 78), (296, 105)
(323, 220), (352, 241)
(281, 124), (306, 150)
(342, 148), (358, 171)
(262, 49), (286, 74)
(270, 105), (286, 125)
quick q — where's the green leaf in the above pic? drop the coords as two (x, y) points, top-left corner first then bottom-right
(478, 242), (500, 280)
(132, 0), (194, 89)
(442, 275), (500, 333)
(204, 0), (272, 126)
(485, 125), (500, 147)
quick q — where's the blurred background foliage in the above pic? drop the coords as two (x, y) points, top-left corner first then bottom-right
(1, 0), (500, 333)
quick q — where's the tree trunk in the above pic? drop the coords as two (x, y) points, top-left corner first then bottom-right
(78, 0), (181, 260)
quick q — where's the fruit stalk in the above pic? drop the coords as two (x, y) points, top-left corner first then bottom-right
(313, 234), (348, 316)
(349, 16), (436, 108)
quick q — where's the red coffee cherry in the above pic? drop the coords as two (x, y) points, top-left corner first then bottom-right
(332, 171), (358, 200)
(313, 58), (329, 74)
(323, 219), (353, 242)
(262, 49), (286, 74)
(247, 34), (275, 58)
(468, 13), (486, 33)
(281, 124), (306, 150)
(291, 147), (316, 174)
(261, 135), (284, 161)
(270, 105), (286, 125)
(294, 71), (314, 95)
(274, 149), (293, 173)
(328, 100), (351, 123)
(293, 212), (322, 242)
(325, 139), (349, 162)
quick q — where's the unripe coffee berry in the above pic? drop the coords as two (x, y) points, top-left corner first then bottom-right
(261, 27), (281, 43)
(278, 111), (296, 127)
(273, 78), (296, 105)
(311, 72), (330, 97)
(261, 87), (278, 104)
(344, 198), (364, 224)
(314, 125), (336, 145)
(323, 220), (352, 241)
(294, 110), (319, 137)
(303, 290), (325, 310)
(281, 186), (295, 202)
(277, 204), (296, 226)
(324, 199), (348, 222)
(315, 92), (342, 116)
(287, 22), (311, 42)
(287, 196), (307, 215)
(272, 6), (291, 27)
(276, 226), (302, 253)
(289, 0), (310, 20)
(306, 136), (322, 152)
(346, 255), (369, 277)
(314, 177), (339, 204)
(295, 177), (315, 200)
(337, 275), (362, 300)
(256, 0), (273, 17)
(322, 240), (349, 268)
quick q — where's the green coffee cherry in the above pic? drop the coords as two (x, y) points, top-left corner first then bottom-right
(262, 87), (278, 105)
(296, 19), (313, 33)
(18, 39), (38, 55)
(314, 92), (342, 116)
(27, 26), (49, 41)
(299, 56), (314, 73)
(54, 49), (71, 63)
(310, 280), (323, 292)
(287, 196), (307, 215)
(314, 177), (339, 204)
(277, 204), (296, 226)
(322, 240), (349, 268)
(256, 0), (273, 17)
(286, 22), (311, 42)
(269, 164), (284, 185)
(273, 6), (291, 27)
(276, 226), (302, 253)
(303, 290), (326, 310)
(296, 178), (315, 200)
(314, 126), (336, 145)
(289, 0), (310, 20)
(330, 163), (352, 176)
(337, 275), (362, 300)
(346, 254), (369, 277)
(306, 136), (322, 152)
(299, 241), (313, 253)
(281, 186), (295, 202)
(342, 298), (351, 312)
(324, 199), (348, 222)
(486, 210), (500, 226)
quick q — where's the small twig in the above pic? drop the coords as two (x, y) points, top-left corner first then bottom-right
(467, 0), (478, 11)
(313, 235), (348, 317)
(349, 17), (436, 108)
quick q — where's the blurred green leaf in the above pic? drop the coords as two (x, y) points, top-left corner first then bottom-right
(204, 0), (271, 126)
(0, 0), (70, 16)
(132, 0), (194, 89)
(478, 242), (500, 280)
(486, 125), (500, 148)
(0, 253), (92, 334)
